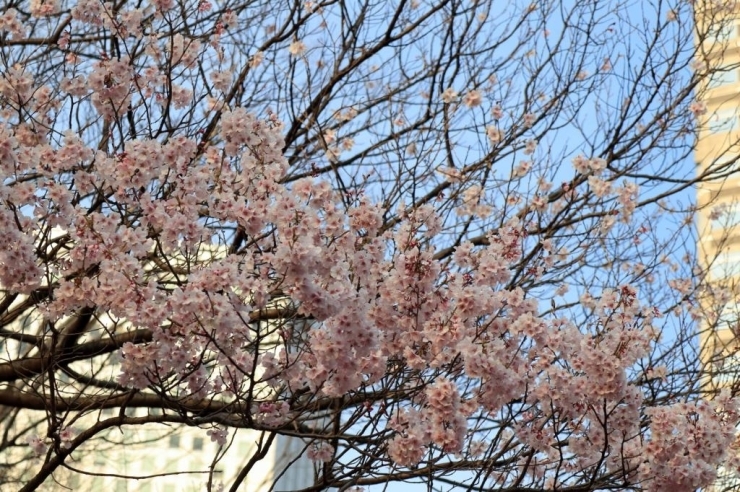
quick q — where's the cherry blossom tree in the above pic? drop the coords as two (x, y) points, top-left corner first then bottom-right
(2, 0), (740, 490)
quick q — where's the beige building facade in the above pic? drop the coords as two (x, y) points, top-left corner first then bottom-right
(696, 6), (740, 491)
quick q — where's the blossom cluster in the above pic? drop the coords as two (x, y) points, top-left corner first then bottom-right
(0, 1), (737, 490)
(2, 98), (734, 486)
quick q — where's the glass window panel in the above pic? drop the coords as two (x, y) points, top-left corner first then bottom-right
(712, 203), (740, 230)
(709, 251), (740, 279)
(714, 353), (740, 386)
(708, 22), (738, 44)
(716, 465), (740, 491)
(717, 304), (740, 331)
(713, 153), (740, 174)
(168, 434), (180, 448)
(709, 110), (739, 134)
(708, 67), (739, 89)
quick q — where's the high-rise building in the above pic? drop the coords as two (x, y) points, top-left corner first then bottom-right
(2, 346), (318, 492)
(696, 12), (740, 360)
(4, 408), (316, 491)
(0, 247), (318, 491)
(696, 7), (740, 492)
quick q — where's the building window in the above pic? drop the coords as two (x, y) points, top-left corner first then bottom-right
(20, 312), (39, 330)
(714, 354), (740, 386)
(712, 205), (740, 229)
(715, 465), (740, 491)
(708, 66), (739, 89)
(709, 251), (740, 279)
(707, 22), (739, 44)
(712, 153), (740, 175)
(717, 304), (740, 332)
(193, 437), (204, 451)
(712, 203), (740, 230)
(168, 434), (180, 449)
(709, 110), (739, 134)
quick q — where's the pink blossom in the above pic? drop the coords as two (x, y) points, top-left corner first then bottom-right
(30, 0), (59, 17)
(486, 125), (502, 144)
(152, 0), (175, 12)
(513, 160), (531, 177)
(0, 9), (26, 39)
(207, 427), (228, 447)
(572, 154), (590, 173)
(210, 70), (233, 92)
(58, 428), (76, 448)
(120, 9), (144, 37)
(462, 89), (483, 108)
(690, 101), (707, 117)
(25, 435), (47, 456)
(1, 5), (737, 491)
(222, 10), (237, 28)
(307, 442), (335, 462)
(288, 40), (307, 56)
(588, 175), (612, 198)
(523, 139), (537, 155)
(523, 112), (536, 127)
(441, 87), (458, 103)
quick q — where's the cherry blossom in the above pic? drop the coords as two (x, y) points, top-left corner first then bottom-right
(307, 442), (335, 462)
(523, 112), (536, 127)
(441, 87), (458, 103)
(523, 139), (537, 155)
(690, 100), (708, 117)
(25, 436), (47, 457)
(58, 428), (76, 448)
(0, 1), (737, 491)
(289, 40), (307, 56)
(462, 89), (483, 107)
(486, 125), (503, 144)
(207, 427), (229, 447)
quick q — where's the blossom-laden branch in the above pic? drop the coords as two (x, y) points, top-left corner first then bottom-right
(2, 0), (740, 491)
